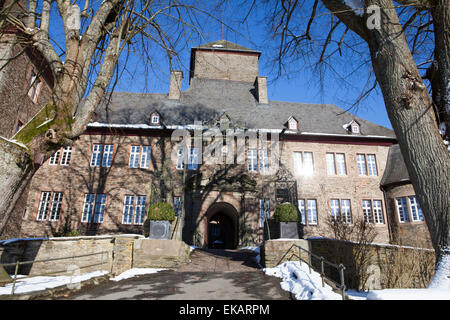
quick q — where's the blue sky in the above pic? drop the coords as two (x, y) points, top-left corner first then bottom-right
(109, 2), (393, 130)
(46, 1), (392, 130)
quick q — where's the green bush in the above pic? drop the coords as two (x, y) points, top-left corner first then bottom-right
(147, 202), (176, 222)
(274, 203), (299, 223)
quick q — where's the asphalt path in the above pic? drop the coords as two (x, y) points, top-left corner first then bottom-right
(60, 248), (291, 300)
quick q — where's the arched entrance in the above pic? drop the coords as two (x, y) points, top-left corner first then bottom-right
(205, 202), (239, 249)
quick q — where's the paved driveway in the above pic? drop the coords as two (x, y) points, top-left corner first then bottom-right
(61, 249), (291, 300)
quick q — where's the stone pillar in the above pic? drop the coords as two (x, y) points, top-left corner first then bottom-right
(111, 236), (135, 276)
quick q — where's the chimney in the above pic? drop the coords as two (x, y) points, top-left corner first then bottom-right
(168, 70), (184, 100)
(254, 76), (268, 104)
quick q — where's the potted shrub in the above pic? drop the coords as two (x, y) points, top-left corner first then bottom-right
(144, 202), (176, 239)
(273, 203), (300, 239)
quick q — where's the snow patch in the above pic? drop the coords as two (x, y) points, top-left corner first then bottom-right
(367, 288), (450, 300)
(264, 261), (342, 300)
(110, 268), (167, 282)
(0, 270), (109, 295)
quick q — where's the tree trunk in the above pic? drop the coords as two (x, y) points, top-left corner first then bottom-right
(430, 0), (450, 141)
(0, 139), (37, 236)
(367, 0), (450, 287)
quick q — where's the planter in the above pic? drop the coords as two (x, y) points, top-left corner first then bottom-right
(265, 219), (301, 239)
(148, 220), (172, 239)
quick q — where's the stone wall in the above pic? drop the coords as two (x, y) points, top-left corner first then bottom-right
(0, 235), (191, 278)
(261, 239), (310, 268)
(308, 238), (435, 290)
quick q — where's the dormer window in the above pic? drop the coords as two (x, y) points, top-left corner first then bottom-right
(287, 116), (299, 131)
(151, 115), (160, 124)
(149, 111), (162, 126)
(344, 120), (360, 134)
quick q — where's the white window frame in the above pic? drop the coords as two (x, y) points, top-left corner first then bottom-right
(326, 153), (336, 175)
(134, 196), (147, 225)
(259, 149), (269, 173)
(82, 194), (106, 223)
(352, 124), (360, 134)
(335, 153), (347, 175)
(101, 145), (114, 167)
(128, 146), (140, 168)
(373, 200), (384, 224)
(49, 192), (63, 221)
(362, 199), (374, 224)
(248, 149), (257, 172)
(408, 196), (424, 222)
(341, 199), (352, 224)
(176, 147), (185, 170)
(49, 150), (61, 165)
(288, 119), (298, 130)
(307, 199), (318, 225)
(122, 195), (135, 224)
(367, 154), (378, 176)
(60, 146), (72, 166)
(293, 151), (314, 176)
(330, 199), (340, 220)
(294, 152), (303, 175)
(396, 197), (410, 223)
(37, 191), (52, 221)
(188, 147), (199, 170)
(151, 115), (160, 124)
(90, 144), (103, 167)
(140, 146), (151, 169)
(356, 154), (367, 176)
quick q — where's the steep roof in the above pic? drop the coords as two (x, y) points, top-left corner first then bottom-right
(92, 77), (395, 139)
(381, 144), (411, 186)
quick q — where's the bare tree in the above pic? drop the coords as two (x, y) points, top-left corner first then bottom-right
(0, 0), (217, 235)
(244, 0), (449, 288)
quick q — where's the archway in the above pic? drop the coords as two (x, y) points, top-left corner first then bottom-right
(205, 202), (239, 249)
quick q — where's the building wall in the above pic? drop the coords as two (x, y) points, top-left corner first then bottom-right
(0, 36), (53, 138)
(192, 50), (259, 83)
(17, 129), (396, 248)
(383, 183), (432, 248)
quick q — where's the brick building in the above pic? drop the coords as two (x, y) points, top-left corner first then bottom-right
(0, 0), (54, 238)
(9, 40), (432, 248)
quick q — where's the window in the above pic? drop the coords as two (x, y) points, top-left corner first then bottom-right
(367, 154), (378, 176)
(82, 194), (106, 223)
(27, 71), (40, 102)
(122, 195), (146, 225)
(396, 197), (410, 223)
(37, 191), (63, 221)
(293, 151), (314, 176)
(60, 146), (72, 165)
(151, 115), (160, 124)
(49, 146), (72, 166)
(326, 153), (347, 176)
(356, 153), (377, 176)
(362, 200), (373, 224)
(129, 145), (151, 169)
(37, 191), (51, 221)
(288, 120), (297, 130)
(396, 196), (423, 223)
(259, 149), (269, 173)
(408, 196), (423, 221)
(373, 200), (384, 224)
(330, 199), (352, 223)
(259, 199), (270, 228)
(90, 144), (113, 167)
(352, 124), (360, 134)
(188, 147), (199, 170)
(49, 150), (61, 165)
(176, 147), (185, 170)
(307, 199), (318, 225)
(298, 199), (317, 225)
(248, 149), (258, 172)
(173, 196), (182, 216)
(356, 154), (367, 176)
(341, 199), (352, 223)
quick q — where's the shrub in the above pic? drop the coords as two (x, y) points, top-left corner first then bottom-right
(274, 203), (299, 223)
(147, 202), (175, 221)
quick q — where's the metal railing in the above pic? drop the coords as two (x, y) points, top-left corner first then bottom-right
(0, 250), (109, 295)
(282, 244), (346, 300)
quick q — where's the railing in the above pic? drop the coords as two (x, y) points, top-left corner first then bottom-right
(282, 244), (346, 300)
(0, 250), (109, 295)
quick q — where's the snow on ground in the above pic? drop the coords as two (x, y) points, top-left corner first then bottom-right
(264, 261), (342, 300)
(240, 246), (262, 267)
(0, 270), (109, 295)
(366, 289), (450, 300)
(110, 268), (167, 282)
